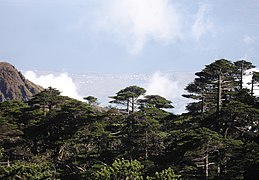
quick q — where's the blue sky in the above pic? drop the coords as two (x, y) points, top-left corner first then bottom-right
(1, 0), (259, 74)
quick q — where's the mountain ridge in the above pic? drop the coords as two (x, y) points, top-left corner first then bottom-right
(0, 62), (43, 101)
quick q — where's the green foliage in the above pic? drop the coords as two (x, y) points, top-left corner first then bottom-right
(183, 59), (255, 114)
(84, 95), (98, 105)
(234, 60), (255, 89)
(243, 141), (259, 178)
(217, 100), (259, 139)
(147, 167), (179, 180)
(0, 161), (56, 179)
(110, 85), (146, 113)
(28, 87), (63, 116)
(93, 159), (180, 180)
(93, 158), (144, 180)
(0, 115), (27, 161)
(139, 95), (173, 109)
(0, 148), (3, 159)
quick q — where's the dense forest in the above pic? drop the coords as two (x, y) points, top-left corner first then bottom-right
(0, 59), (259, 179)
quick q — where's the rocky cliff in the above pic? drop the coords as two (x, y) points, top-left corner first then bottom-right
(0, 62), (43, 101)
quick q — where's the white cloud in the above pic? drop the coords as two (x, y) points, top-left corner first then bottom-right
(146, 71), (178, 98)
(23, 71), (194, 114)
(145, 71), (192, 114)
(94, 0), (183, 54)
(192, 4), (214, 40)
(24, 71), (82, 100)
(243, 68), (259, 96)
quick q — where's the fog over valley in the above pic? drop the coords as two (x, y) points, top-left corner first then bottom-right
(24, 70), (194, 114)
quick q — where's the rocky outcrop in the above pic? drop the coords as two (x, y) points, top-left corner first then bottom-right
(0, 62), (43, 102)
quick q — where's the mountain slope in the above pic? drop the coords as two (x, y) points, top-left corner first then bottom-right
(0, 62), (43, 101)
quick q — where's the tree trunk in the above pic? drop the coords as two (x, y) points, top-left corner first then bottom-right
(240, 63), (243, 89)
(217, 150), (221, 178)
(251, 78), (254, 96)
(224, 127), (229, 138)
(205, 147), (209, 179)
(201, 96), (205, 114)
(42, 104), (47, 117)
(217, 72), (222, 116)
(131, 97), (134, 113)
(217, 163), (221, 178)
(126, 100), (129, 114)
(145, 131), (148, 160)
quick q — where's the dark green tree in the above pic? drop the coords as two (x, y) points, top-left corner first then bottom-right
(250, 71), (259, 96)
(0, 101), (31, 162)
(84, 96), (98, 106)
(233, 60), (255, 90)
(139, 95), (173, 109)
(0, 161), (56, 179)
(93, 158), (144, 180)
(28, 87), (63, 116)
(110, 85), (146, 113)
(183, 59), (236, 114)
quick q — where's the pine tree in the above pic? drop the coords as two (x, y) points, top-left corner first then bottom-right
(183, 59), (238, 114)
(109, 85), (146, 114)
(233, 60), (255, 90)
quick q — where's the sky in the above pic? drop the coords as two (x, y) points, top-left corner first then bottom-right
(1, 0), (259, 74)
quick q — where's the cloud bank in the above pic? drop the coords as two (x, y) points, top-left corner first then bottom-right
(94, 0), (183, 54)
(192, 4), (214, 40)
(146, 71), (179, 98)
(24, 71), (82, 100)
(77, 1), (216, 54)
(145, 71), (192, 114)
(24, 71), (194, 114)
(243, 68), (259, 96)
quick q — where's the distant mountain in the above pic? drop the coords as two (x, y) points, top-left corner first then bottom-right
(0, 62), (43, 101)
